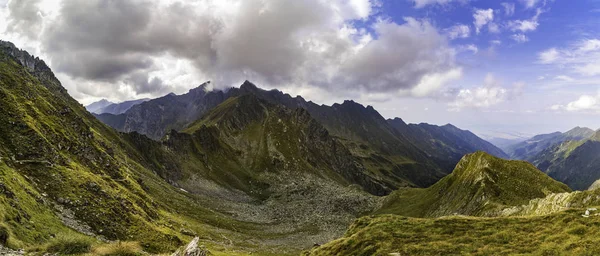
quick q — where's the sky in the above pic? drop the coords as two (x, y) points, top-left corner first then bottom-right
(1, 0), (600, 138)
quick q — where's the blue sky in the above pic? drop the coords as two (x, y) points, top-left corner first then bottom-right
(2, 0), (600, 138)
(361, 0), (600, 137)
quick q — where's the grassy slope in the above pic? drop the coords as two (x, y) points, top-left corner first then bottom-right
(376, 152), (571, 217)
(307, 209), (600, 256)
(309, 152), (600, 256)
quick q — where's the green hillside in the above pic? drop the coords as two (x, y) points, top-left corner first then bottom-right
(306, 209), (600, 256)
(376, 152), (570, 217)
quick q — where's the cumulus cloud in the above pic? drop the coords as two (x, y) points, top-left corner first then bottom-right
(507, 8), (543, 32)
(551, 94), (600, 112)
(508, 20), (539, 32)
(445, 24), (470, 39)
(339, 18), (458, 93)
(473, 8), (494, 34)
(403, 67), (463, 97)
(2, 0), (462, 103)
(449, 74), (524, 111)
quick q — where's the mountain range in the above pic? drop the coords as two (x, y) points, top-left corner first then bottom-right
(95, 80), (508, 193)
(88, 98), (150, 115)
(505, 126), (595, 161)
(3, 39), (600, 255)
(496, 126), (600, 190)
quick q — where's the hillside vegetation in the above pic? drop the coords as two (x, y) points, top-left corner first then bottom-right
(307, 209), (600, 256)
(376, 152), (570, 217)
(310, 152), (600, 256)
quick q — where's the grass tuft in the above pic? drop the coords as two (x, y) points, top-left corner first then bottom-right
(45, 234), (93, 255)
(0, 225), (8, 245)
(93, 241), (143, 256)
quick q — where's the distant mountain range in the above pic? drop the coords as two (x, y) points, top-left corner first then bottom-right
(477, 131), (533, 152)
(86, 98), (149, 115)
(85, 99), (114, 113)
(94, 81), (508, 193)
(494, 126), (600, 190)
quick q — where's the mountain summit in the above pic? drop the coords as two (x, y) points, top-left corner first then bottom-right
(377, 151), (570, 217)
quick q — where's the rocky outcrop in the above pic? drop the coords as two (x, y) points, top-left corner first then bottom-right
(0, 40), (66, 95)
(171, 237), (210, 256)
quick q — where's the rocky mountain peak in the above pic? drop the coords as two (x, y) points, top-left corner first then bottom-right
(188, 81), (211, 94)
(239, 80), (258, 91)
(564, 126), (595, 138)
(0, 40), (51, 75)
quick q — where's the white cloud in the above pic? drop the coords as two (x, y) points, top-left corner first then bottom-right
(488, 22), (500, 33)
(554, 75), (575, 82)
(501, 2), (515, 16)
(406, 67), (463, 97)
(508, 19), (539, 32)
(538, 39), (600, 77)
(507, 8), (543, 32)
(579, 39), (600, 52)
(576, 63), (600, 76)
(457, 44), (478, 54)
(538, 48), (559, 63)
(473, 8), (494, 34)
(511, 33), (529, 43)
(449, 74), (523, 111)
(519, 0), (541, 9)
(445, 24), (470, 39)
(411, 0), (457, 8)
(552, 94), (600, 112)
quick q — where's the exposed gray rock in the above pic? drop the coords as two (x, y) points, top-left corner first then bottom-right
(0, 245), (24, 256)
(171, 237), (210, 256)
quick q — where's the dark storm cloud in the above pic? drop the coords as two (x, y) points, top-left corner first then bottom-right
(125, 72), (166, 94)
(4, 0), (460, 100)
(42, 0), (157, 81)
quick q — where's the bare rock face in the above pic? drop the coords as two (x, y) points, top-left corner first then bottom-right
(171, 237), (210, 256)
